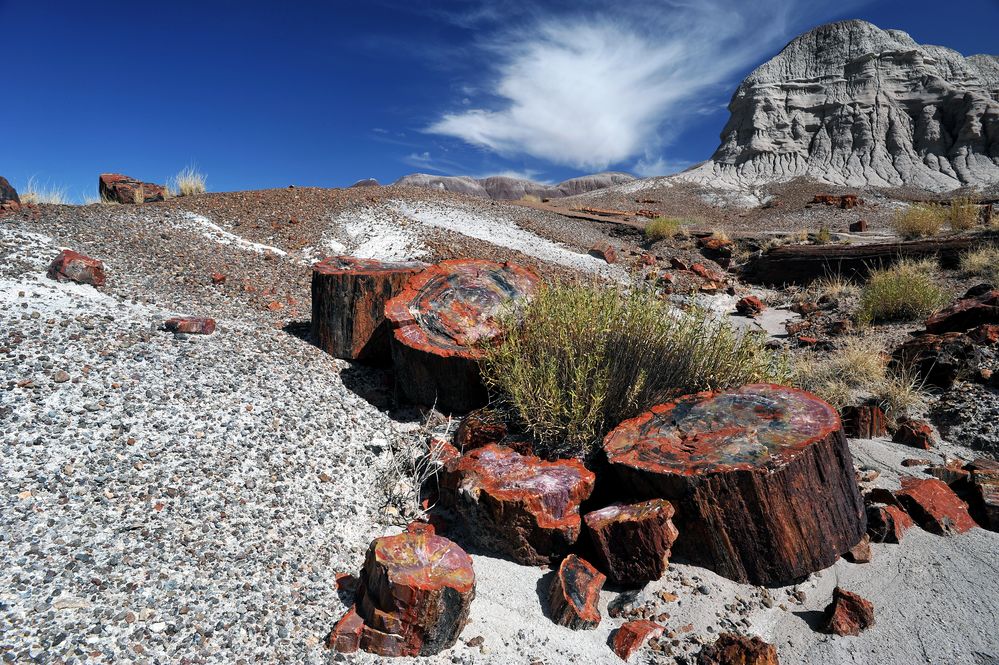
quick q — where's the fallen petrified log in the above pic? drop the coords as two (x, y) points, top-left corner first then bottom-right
(924, 289), (999, 334)
(584, 500), (678, 587)
(385, 259), (540, 413)
(98, 173), (166, 204)
(311, 256), (426, 362)
(890, 332), (983, 388)
(47, 250), (106, 286)
(603, 384), (866, 585)
(328, 531), (475, 657)
(547, 554), (605, 629)
(440, 444), (595, 565)
(742, 232), (999, 285)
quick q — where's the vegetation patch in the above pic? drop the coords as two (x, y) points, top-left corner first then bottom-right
(644, 216), (685, 242)
(891, 204), (945, 238)
(960, 246), (999, 283)
(19, 177), (69, 205)
(856, 259), (948, 325)
(171, 165), (207, 197)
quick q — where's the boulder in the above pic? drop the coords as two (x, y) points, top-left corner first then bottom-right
(697, 633), (779, 665)
(163, 317), (216, 335)
(821, 587), (875, 637)
(866, 504), (914, 543)
(547, 555), (604, 630)
(890, 333), (983, 388)
(588, 242), (617, 264)
(583, 500), (678, 587)
(892, 418), (935, 450)
(98, 173), (166, 204)
(330, 531), (475, 657)
(840, 401), (887, 438)
(385, 259), (540, 413)
(735, 295), (765, 317)
(894, 477), (976, 535)
(46, 250), (106, 287)
(924, 290), (999, 333)
(0, 176), (19, 204)
(612, 620), (664, 662)
(440, 444), (595, 565)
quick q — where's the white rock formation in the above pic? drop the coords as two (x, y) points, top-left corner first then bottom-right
(682, 20), (999, 192)
(392, 171), (634, 200)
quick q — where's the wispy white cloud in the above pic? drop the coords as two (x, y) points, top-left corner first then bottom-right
(427, 0), (865, 170)
(632, 155), (696, 178)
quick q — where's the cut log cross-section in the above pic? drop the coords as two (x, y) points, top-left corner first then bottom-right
(603, 383), (867, 586)
(384, 259), (540, 413)
(311, 256), (426, 363)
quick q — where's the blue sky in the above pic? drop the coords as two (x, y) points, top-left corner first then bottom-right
(3, 0), (998, 201)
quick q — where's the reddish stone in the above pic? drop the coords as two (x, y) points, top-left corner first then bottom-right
(968, 458), (999, 531)
(697, 633), (779, 665)
(0, 175), (19, 204)
(698, 236), (733, 268)
(405, 520), (435, 536)
(736, 295), (765, 317)
(813, 194), (862, 210)
(584, 499), (678, 586)
(691, 262), (726, 283)
(840, 402), (887, 438)
(849, 219), (868, 232)
(892, 419), (935, 450)
(639, 253), (656, 266)
(588, 242), (617, 264)
(612, 620), (664, 662)
(266, 301), (283, 311)
(46, 250), (106, 287)
(385, 259), (540, 413)
(843, 534), (872, 563)
(454, 408), (508, 452)
(670, 257), (690, 271)
(326, 606), (364, 653)
(98, 173), (166, 204)
(163, 317), (216, 335)
(440, 444), (595, 565)
(548, 555), (605, 629)
(894, 477), (976, 535)
(925, 290), (999, 334)
(797, 335), (820, 347)
(210, 272), (226, 285)
(822, 587), (874, 636)
(603, 384), (866, 586)
(892, 332), (983, 388)
(785, 320), (811, 335)
(969, 324), (999, 345)
(866, 504), (915, 543)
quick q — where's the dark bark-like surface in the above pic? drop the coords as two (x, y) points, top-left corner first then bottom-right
(46, 250), (106, 287)
(98, 173), (166, 204)
(547, 554), (605, 629)
(310, 256), (426, 362)
(0, 175), (19, 203)
(385, 259), (540, 414)
(603, 384), (867, 586)
(742, 233), (999, 285)
(584, 499), (678, 587)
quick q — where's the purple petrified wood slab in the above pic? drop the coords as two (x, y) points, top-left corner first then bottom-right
(603, 383), (866, 586)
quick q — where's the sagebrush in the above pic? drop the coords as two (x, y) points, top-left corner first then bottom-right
(480, 283), (789, 458)
(857, 259), (948, 325)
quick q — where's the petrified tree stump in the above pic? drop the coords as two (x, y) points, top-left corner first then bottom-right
(311, 256), (426, 363)
(584, 500), (678, 587)
(330, 531), (475, 657)
(385, 259), (540, 413)
(440, 444), (595, 565)
(603, 384), (867, 586)
(548, 554), (605, 629)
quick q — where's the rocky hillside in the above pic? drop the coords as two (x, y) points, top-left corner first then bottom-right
(391, 171), (635, 200)
(682, 20), (999, 192)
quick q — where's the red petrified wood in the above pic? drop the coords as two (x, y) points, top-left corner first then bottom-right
(548, 555), (605, 629)
(163, 317), (216, 335)
(603, 384), (866, 586)
(47, 250), (106, 287)
(968, 458), (999, 531)
(892, 419), (935, 450)
(385, 259), (540, 413)
(696, 633), (779, 665)
(894, 477), (976, 535)
(329, 531), (475, 657)
(98, 173), (166, 204)
(584, 500), (678, 587)
(735, 295), (765, 317)
(866, 504), (915, 543)
(612, 620), (664, 662)
(822, 587), (875, 636)
(924, 289), (999, 333)
(311, 256), (426, 363)
(440, 444), (595, 565)
(840, 401), (887, 438)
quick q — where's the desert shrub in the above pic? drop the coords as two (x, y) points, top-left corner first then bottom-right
(171, 165), (207, 197)
(792, 338), (923, 419)
(891, 204), (945, 238)
(378, 414), (453, 524)
(856, 259), (948, 325)
(20, 177), (69, 205)
(946, 196), (979, 231)
(960, 246), (999, 283)
(808, 273), (860, 300)
(480, 283), (788, 458)
(645, 217), (684, 242)
(520, 193), (542, 203)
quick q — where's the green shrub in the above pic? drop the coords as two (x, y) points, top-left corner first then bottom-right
(960, 246), (999, 283)
(856, 259), (948, 325)
(891, 204), (945, 238)
(946, 196), (979, 231)
(644, 217), (683, 242)
(480, 283), (788, 459)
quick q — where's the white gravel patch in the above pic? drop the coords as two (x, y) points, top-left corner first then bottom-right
(179, 212), (289, 257)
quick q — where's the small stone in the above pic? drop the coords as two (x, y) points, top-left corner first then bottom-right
(612, 620), (664, 662)
(52, 370), (70, 383)
(821, 587), (875, 636)
(843, 535), (872, 563)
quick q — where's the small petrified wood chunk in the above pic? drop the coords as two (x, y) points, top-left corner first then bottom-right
(843, 534), (872, 563)
(548, 554), (605, 629)
(326, 606), (364, 653)
(385, 259), (540, 413)
(866, 504), (914, 543)
(311, 256), (426, 362)
(454, 407), (509, 451)
(603, 384), (866, 586)
(892, 418), (935, 450)
(164, 316), (216, 335)
(337, 531), (475, 657)
(612, 620), (664, 662)
(584, 500), (678, 587)
(735, 295), (765, 317)
(697, 633), (778, 665)
(822, 587), (875, 636)
(440, 444), (595, 565)
(47, 249), (107, 287)
(840, 401), (887, 438)
(894, 477), (976, 535)
(0, 175), (19, 204)
(924, 289), (999, 334)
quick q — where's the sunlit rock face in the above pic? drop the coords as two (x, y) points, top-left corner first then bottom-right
(683, 20), (999, 192)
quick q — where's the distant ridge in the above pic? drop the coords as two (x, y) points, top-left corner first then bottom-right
(391, 172), (635, 200)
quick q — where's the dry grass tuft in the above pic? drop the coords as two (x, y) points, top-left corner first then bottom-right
(808, 273), (861, 300)
(891, 204), (946, 238)
(960, 246), (999, 283)
(856, 259), (948, 325)
(378, 413), (453, 524)
(645, 217), (685, 242)
(946, 196), (979, 231)
(20, 177), (69, 205)
(171, 165), (207, 197)
(480, 282), (788, 459)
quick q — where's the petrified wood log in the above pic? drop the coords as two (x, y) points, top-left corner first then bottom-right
(47, 250), (106, 287)
(547, 554), (605, 629)
(385, 259), (540, 413)
(440, 444), (595, 565)
(894, 477), (976, 535)
(584, 500), (678, 587)
(742, 232), (999, 285)
(697, 633), (778, 665)
(332, 531), (475, 657)
(603, 384), (866, 586)
(924, 289), (999, 333)
(311, 256), (426, 362)
(163, 316), (216, 335)
(613, 620), (664, 662)
(840, 401), (887, 438)
(98, 173), (166, 204)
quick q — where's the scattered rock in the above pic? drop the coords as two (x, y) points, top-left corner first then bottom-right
(584, 499), (678, 587)
(697, 236), (733, 268)
(840, 401), (887, 439)
(697, 632), (779, 664)
(822, 587), (875, 637)
(925, 290), (999, 334)
(736, 295), (765, 317)
(843, 534), (872, 563)
(163, 317), (217, 335)
(969, 324), (999, 345)
(612, 620), (664, 662)
(891, 332), (983, 388)
(892, 418), (935, 450)
(210, 272), (227, 285)
(548, 555), (605, 630)
(894, 477), (977, 535)
(588, 242), (617, 264)
(849, 219), (868, 232)
(46, 249), (106, 287)
(454, 408), (509, 452)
